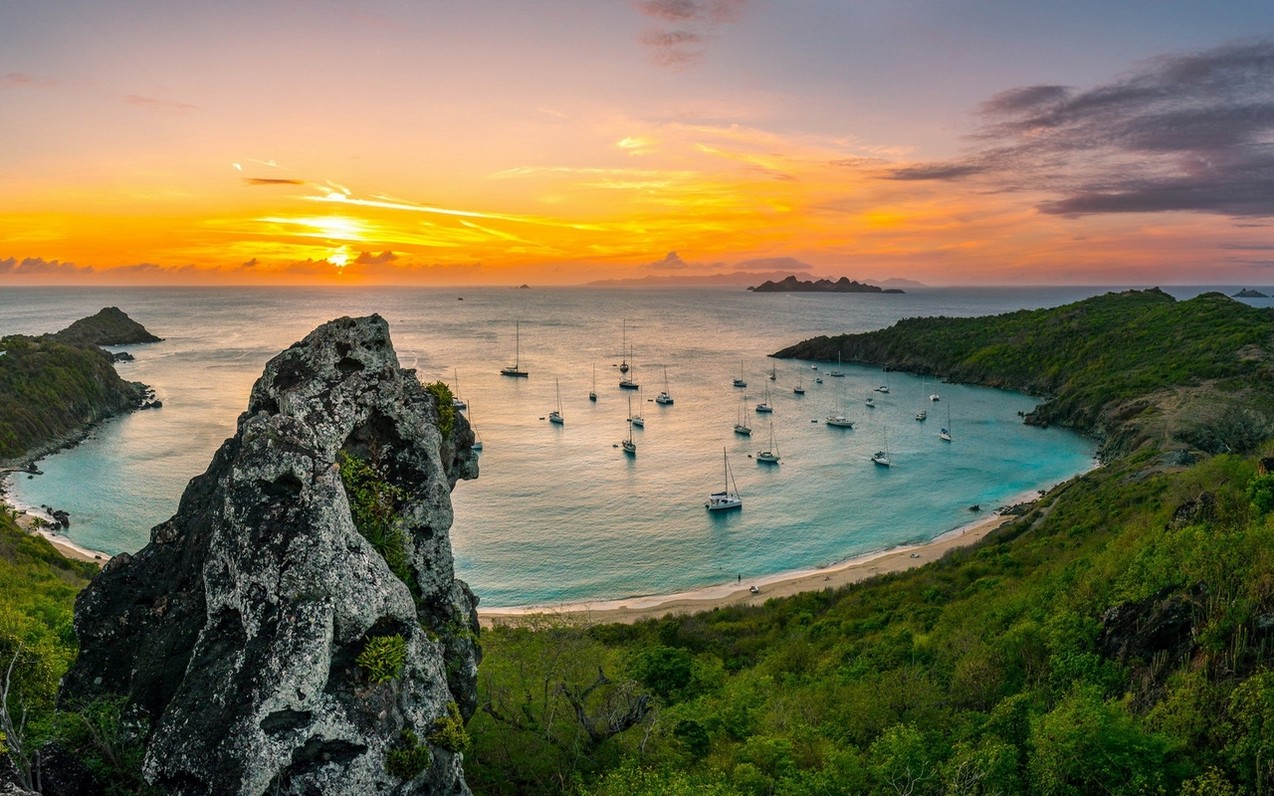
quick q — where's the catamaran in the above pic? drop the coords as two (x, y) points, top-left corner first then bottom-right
(756, 420), (780, 463)
(734, 394), (752, 436)
(499, 321), (528, 377)
(655, 366), (674, 404)
(705, 448), (743, 511)
(451, 369), (467, 410)
(548, 378), (564, 425)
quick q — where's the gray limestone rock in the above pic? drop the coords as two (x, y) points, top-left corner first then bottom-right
(62, 315), (480, 795)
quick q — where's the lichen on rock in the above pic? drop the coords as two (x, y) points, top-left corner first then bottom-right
(61, 314), (481, 795)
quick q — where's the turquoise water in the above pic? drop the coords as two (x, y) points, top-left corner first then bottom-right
(0, 285), (1123, 606)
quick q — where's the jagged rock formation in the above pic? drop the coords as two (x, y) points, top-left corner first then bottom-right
(62, 315), (481, 795)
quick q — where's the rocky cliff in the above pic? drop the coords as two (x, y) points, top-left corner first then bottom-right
(62, 315), (481, 795)
(49, 306), (164, 347)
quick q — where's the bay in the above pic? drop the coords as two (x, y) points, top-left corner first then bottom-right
(0, 284), (1133, 606)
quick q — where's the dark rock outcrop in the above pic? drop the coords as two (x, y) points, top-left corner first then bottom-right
(63, 315), (480, 795)
(1234, 288), (1268, 298)
(748, 275), (902, 293)
(50, 307), (162, 347)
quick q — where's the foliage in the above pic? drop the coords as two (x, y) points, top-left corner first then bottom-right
(426, 381), (456, 438)
(468, 450), (1274, 795)
(356, 633), (408, 685)
(386, 727), (433, 780)
(52, 695), (161, 795)
(428, 700), (471, 754)
(337, 450), (415, 592)
(0, 334), (143, 460)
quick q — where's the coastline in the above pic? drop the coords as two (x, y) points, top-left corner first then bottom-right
(2, 470), (112, 566)
(478, 509), (1013, 627)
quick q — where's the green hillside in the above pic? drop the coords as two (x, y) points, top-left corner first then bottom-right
(774, 289), (1274, 457)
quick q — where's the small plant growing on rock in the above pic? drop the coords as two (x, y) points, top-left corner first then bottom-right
(425, 381), (455, 437)
(427, 701), (470, 754)
(338, 451), (415, 591)
(386, 728), (432, 780)
(356, 633), (408, 685)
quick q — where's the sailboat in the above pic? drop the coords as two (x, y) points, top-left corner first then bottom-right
(621, 394), (636, 455)
(451, 369), (467, 410)
(469, 401), (483, 451)
(875, 370), (890, 393)
(655, 366), (674, 404)
(589, 362), (597, 402)
(705, 448), (743, 511)
(769, 363), (777, 381)
(755, 382), (773, 413)
(619, 345), (639, 390)
(499, 321), (528, 377)
(793, 376), (805, 395)
(548, 378), (564, 425)
(939, 401), (952, 441)
(826, 382), (853, 428)
(733, 359), (747, 388)
(915, 377), (928, 421)
(830, 352), (845, 378)
(756, 419), (780, 463)
(734, 394), (752, 436)
(618, 320), (630, 374)
(872, 427), (891, 467)
(629, 387), (645, 427)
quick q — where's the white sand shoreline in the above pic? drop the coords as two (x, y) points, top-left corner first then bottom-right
(478, 501), (1028, 627)
(2, 472), (112, 566)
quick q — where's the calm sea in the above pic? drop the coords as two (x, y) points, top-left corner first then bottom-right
(1, 284), (1239, 607)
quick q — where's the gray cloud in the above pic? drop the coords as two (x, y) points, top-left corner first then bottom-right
(635, 0), (746, 67)
(353, 250), (399, 265)
(733, 256), (812, 272)
(644, 251), (692, 270)
(888, 39), (1274, 218)
(0, 257), (94, 276)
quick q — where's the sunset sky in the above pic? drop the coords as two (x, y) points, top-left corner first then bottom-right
(2, 1), (1272, 286)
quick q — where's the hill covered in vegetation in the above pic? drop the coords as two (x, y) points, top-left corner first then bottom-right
(0, 309), (157, 462)
(774, 289), (1274, 458)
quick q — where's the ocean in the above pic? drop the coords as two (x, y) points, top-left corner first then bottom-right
(2, 283), (1211, 608)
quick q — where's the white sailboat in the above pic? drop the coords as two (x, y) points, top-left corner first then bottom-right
(876, 370), (890, 393)
(655, 366), (674, 404)
(826, 382), (853, 428)
(451, 369), (467, 410)
(629, 387), (645, 427)
(915, 377), (927, 421)
(756, 419), (780, 463)
(499, 321), (528, 377)
(621, 394), (636, 455)
(469, 401), (483, 451)
(872, 428), (891, 467)
(793, 376), (805, 395)
(705, 448), (743, 511)
(733, 359), (747, 388)
(755, 382), (773, 413)
(830, 352), (845, 378)
(589, 362), (597, 402)
(548, 378), (564, 425)
(939, 401), (952, 441)
(734, 394), (752, 436)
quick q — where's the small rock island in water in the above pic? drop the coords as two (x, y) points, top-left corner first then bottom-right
(748, 275), (904, 293)
(62, 315), (481, 795)
(1234, 288), (1268, 298)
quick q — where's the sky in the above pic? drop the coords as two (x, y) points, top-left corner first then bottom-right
(2, 1), (1273, 286)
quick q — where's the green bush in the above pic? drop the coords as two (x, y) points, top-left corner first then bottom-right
(428, 701), (470, 754)
(337, 451), (414, 592)
(425, 381), (456, 438)
(356, 634), (408, 685)
(386, 728), (432, 780)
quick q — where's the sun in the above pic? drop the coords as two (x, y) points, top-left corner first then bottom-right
(327, 248), (350, 268)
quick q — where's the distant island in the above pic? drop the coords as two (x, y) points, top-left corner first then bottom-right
(1234, 288), (1268, 298)
(749, 275), (905, 294)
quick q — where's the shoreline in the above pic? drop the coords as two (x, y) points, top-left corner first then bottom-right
(478, 508), (1014, 627)
(2, 470), (113, 566)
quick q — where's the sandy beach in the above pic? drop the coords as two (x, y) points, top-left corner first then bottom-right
(479, 510), (1012, 627)
(2, 471), (111, 566)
